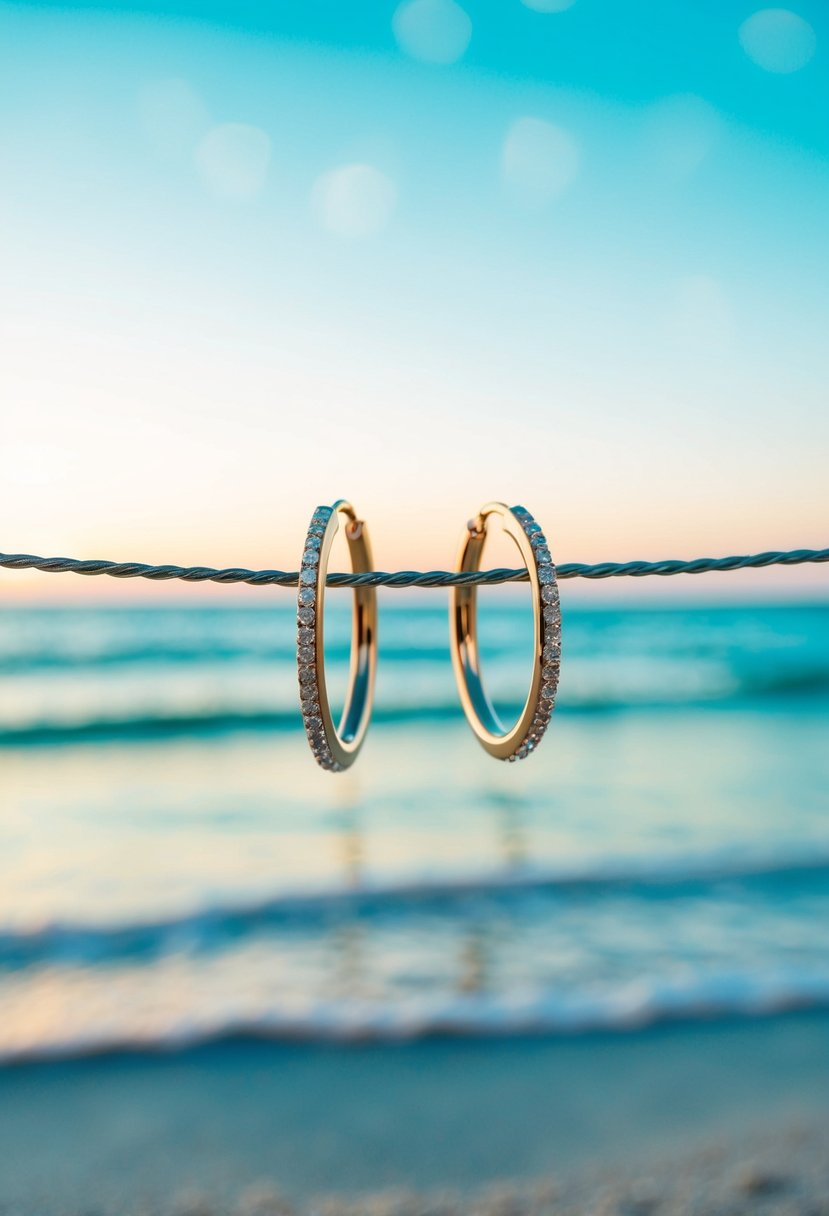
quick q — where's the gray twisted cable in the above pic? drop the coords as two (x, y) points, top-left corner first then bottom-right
(1, 547), (827, 587)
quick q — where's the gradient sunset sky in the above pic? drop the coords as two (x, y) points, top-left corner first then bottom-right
(1, 0), (827, 599)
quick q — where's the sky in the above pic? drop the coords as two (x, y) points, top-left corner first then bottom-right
(0, 0), (827, 600)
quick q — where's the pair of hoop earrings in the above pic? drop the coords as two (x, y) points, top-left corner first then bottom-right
(296, 500), (561, 772)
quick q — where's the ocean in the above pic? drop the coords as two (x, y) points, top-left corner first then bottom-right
(1, 597), (827, 1064)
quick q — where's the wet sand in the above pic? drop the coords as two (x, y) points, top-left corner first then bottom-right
(0, 1011), (827, 1214)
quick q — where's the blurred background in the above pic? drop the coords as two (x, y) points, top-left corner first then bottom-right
(0, 0), (828, 1212)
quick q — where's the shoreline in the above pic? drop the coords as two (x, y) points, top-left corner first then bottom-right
(1, 1010), (827, 1212)
(2, 1000), (829, 1069)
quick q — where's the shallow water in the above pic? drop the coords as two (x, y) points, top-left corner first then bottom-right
(0, 599), (827, 1061)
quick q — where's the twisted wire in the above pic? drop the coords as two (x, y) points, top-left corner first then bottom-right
(1, 547), (827, 588)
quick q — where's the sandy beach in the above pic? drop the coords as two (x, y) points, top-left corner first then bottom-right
(231, 1120), (829, 1216)
(1, 1011), (827, 1214)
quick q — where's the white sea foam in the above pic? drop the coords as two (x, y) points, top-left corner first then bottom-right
(1, 967), (828, 1064)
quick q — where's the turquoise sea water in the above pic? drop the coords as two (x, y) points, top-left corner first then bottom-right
(0, 599), (827, 1062)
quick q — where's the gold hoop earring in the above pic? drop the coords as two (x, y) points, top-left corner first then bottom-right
(296, 501), (377, 771)
(449, 502), (560, 761)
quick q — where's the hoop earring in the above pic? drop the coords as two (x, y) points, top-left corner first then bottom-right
(449, 502), (560, 761)
(296, 501), (377, 771)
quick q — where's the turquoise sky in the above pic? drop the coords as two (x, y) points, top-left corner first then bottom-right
(1, 0), (827, 597)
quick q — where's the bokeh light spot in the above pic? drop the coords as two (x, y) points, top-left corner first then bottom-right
(739, 9), (816, 73)
(392, 0), (472, 66)
(502, 116), (580, 208)
(311, 164), (397, 239)
(195, 123), (271, 200)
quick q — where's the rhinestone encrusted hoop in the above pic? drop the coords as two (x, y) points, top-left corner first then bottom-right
(508, 505), (561, 760)
(296, 501), (377, 772)
(296, 506), (341, 771)
(449, 501), (561, 762)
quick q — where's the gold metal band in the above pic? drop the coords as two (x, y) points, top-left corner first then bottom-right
(449, 502), (561, 761)
(296, 501), (377, 771)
